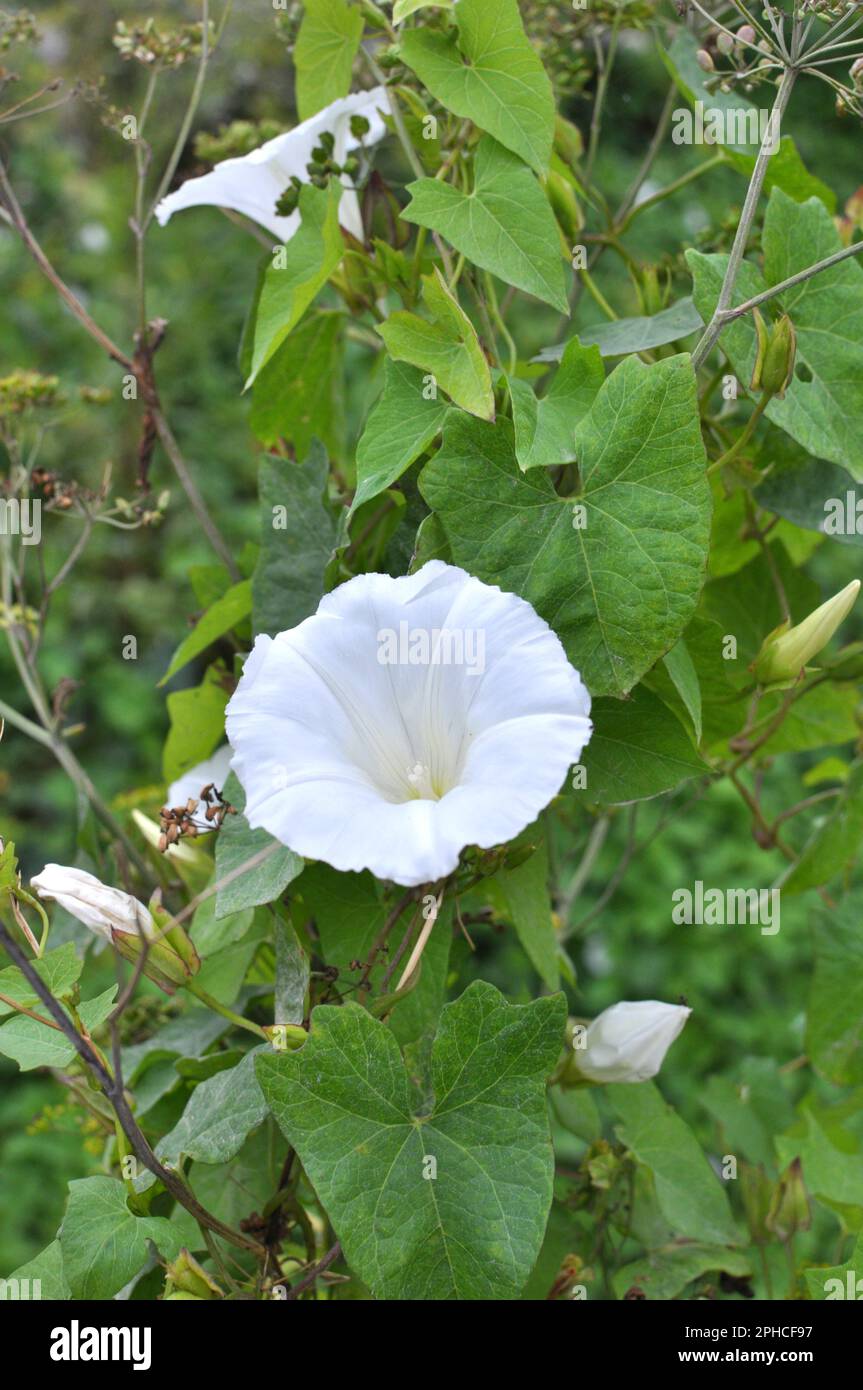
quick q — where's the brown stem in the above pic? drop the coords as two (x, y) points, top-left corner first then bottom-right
(0, 918), (265, 1258)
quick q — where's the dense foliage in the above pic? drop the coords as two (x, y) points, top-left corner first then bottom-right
(1, 0), (863, 1303)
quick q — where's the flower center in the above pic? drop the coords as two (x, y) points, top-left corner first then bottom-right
(404, 761), (447, 801)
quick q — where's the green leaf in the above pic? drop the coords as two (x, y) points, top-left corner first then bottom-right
(489, 828), (559, 989)
(275, 914), (309, 1025)
(157, 1047), (269, 1166)
(59, 1176), (199, 1300)
(537, 299), (704, 362)
(663, 31), (835, 209)
(247, 181), (344, 387)
(4, 1241), (71, 1301)
(776, 1105), (863, 1214)
(296, 863), (450, 1045)
(610, 1082), (739, 1245)
(421, 355), (711, 698)
(159, 581), (252, 687)
(0, 986), (117, 1072)
(806, 892), (863, 1087)
(162, 662), (229, 783)
(352, 359), (451, 515)
(755, 428), (863, 549)
(779, 763), (863, 895)
(214, 772), (304, 919)
(403, 137), (568, 312)
(699, 1074), (776, 1171)
(378, 268), (494, 419)
(509, 337), (604, 471)
(249, 311), (344, 455)
(191, 894), (255, 957)
(804, 1233), (863, 1300)
(122, 1009), (230, 1085)
(294, 0), (364, 121)
(411, 510), (452, 569)
(688, 189), (863, 479)
(401, 0), (554, 173)
(0, 943), (82, 1019)
(252, 444), (340, 638)
(580, 686), (707, 804)
(660, 637), (702, 744)
(613, 1243), (751, 1302)
(256, 981), (566, 1299)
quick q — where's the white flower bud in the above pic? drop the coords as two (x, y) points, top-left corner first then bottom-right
(753, 580), (861, 685)
(737, 24), (756, 45)
(574, 1000), (691, 1084)
(31, 864), (156, 942)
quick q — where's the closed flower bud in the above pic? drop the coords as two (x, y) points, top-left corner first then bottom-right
(544, 169), (583, 242)
(749, 309), (797, 398)
(31, 865), (156, 941)
(553, 115), (583, 172)
(766, 1157), (811, 1242)
(31, 864), (199, 996)
(568, 1000), (691, 1085)
(737, 24), (756, 45)
(164, 1248), (223, 1300)
(716, 32), (734, 56)
(696, 48), (714, 72)
(753, 580), (861, 685)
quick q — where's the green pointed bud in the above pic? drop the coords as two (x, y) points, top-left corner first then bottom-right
(749, 307), (771, 393)
(543, 170), (583, 242)
(753, 580), (861, 685)
(149, 898), (201, 977)
(766, 1157), (811, 1242)
(553, 115), (584, 172)
(263, 1023), (308, 1051)
(110, 922), (197, 995)
(762, 314), (797, 398)
(164, 1247), (224, 1300)
(501, 841), (538, 872)
(750, 310), (796, 398)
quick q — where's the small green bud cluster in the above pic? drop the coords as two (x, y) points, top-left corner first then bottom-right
(0, 370), (62, 418)
(0, 7), (38, 53)
(113, 18), (214, 70)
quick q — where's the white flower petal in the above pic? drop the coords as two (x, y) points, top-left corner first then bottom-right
(31, 864), (156, 940)
(226, 562), (592, 886)
(156, 88), (390, 243)
(577, 1001), (691, 1084)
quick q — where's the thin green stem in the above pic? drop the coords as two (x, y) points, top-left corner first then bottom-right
(186, 979), (270, 1041)
(707, 393), (770, 475)
(616, 154), (725, 234)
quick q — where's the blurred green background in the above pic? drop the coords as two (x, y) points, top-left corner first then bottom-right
(1, 1), (861, 1276)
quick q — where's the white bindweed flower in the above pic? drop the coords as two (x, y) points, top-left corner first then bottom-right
(575, 1000), (691, 1084)
(31, 865), (156, 942)
(155, 88), (390, 243)
(226, 561), (592, 886)
(167, 745), (233, 809)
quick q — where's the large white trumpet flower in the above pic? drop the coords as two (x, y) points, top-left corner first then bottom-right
(155, 88), (390, 243)
(226, 562), (592, 886)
